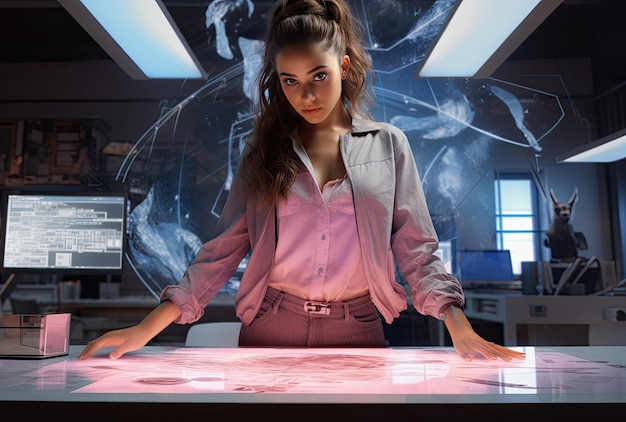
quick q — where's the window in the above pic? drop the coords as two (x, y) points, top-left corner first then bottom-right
(494, 174), (540, 275)
(434, 239), (453, 274)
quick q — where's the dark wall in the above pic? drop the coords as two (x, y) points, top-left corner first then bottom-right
(0, 55), (619, 292)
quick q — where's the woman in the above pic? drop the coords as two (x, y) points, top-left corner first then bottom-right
(79, 0), (525, 362)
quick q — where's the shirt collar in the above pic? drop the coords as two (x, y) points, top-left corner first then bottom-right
(350, 114), (382, 134)
(288, 113), (382, 140)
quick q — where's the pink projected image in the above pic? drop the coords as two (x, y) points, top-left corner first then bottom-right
(18, 347), (626, 395)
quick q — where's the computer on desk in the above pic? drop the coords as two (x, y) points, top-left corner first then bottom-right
(0, 191), (127, 357)
(1, 192), (127, 298)
(1, 192), (127, 275)
(458, 250), (521, 291)
(0, 191), (127, 301)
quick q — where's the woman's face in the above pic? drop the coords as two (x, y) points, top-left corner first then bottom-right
(276, 42), (350, 126)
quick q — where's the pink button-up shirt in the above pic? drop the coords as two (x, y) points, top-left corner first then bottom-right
(269, 166), (369, 302)
(162, 117), (464, 325)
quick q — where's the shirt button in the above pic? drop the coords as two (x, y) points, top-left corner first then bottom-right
(321, 234), (326, 240)
(318, 267), (323, 274)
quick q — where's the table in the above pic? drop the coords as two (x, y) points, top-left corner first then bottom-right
(39, 293), (236, 317)
(36, 293), (238, 343)
(40, 296), (160, 316)
(1, 345), (625, 420)
(464, 291), (626, 346)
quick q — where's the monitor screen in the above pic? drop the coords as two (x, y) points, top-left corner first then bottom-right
(1, 192), (127, 274)
(459, 250), (514, 282)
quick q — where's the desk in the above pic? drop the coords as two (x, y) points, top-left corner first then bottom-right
(41, 296), (160, 316)
(464, 291), (626, 346)
(36, 294), (237, 343)
(0, 345), (625, 420)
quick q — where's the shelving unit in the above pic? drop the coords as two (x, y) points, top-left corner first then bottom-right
(0, 118), (111, 187)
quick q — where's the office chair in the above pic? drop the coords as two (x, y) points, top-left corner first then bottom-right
(184, 321), (242, 347)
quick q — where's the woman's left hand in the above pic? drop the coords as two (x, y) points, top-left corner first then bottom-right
(443, 305), (526, 362)
(449, 330), (526, 361)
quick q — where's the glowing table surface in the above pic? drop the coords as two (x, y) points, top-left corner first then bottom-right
(1, 345), (625, 419)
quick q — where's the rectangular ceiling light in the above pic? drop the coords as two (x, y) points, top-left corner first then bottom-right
(557, 128), (626, 163)
(58, 0), (207, 79)
(416, 0), (563, 78)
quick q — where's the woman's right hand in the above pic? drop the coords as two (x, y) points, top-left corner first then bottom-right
(77, 325), (153, 360)
(77, 300), (182, 360)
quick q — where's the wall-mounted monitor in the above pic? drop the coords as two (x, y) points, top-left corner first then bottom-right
(1, 192), (127, 275)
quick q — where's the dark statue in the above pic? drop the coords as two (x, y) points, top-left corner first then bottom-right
(544, 187), (588, 263)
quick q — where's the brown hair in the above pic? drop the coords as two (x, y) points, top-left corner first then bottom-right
(240, 0), (374, 207)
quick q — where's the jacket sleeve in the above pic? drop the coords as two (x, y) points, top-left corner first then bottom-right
(387, 125), (464, 319)
(160, 162), (251, 324)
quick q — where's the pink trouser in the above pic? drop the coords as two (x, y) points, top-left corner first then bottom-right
(238, 286), (387, 347)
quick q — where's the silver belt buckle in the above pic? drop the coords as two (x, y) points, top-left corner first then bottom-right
(304, 300), (331, 315)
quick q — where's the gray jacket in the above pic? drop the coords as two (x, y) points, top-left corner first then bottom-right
(161, 117), (464, 325)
